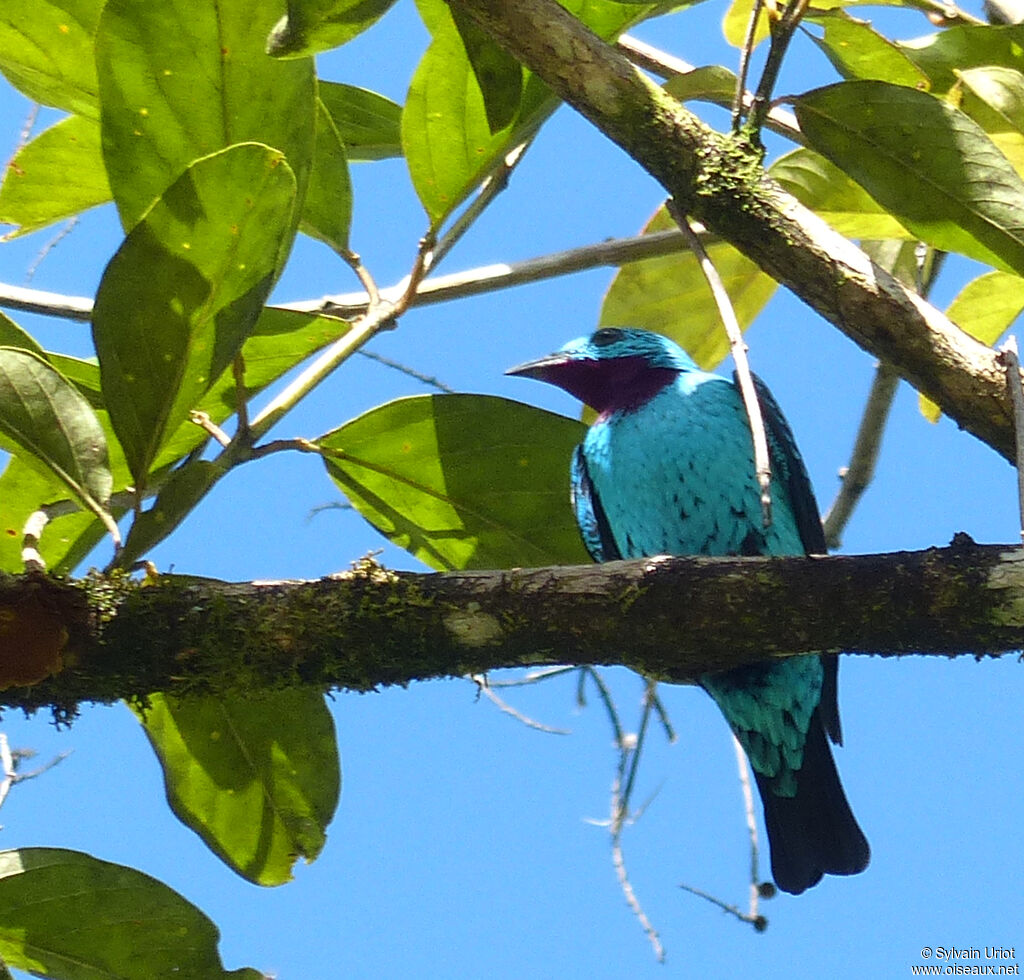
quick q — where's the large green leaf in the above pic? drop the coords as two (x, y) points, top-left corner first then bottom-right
(795, 80), (1024, 275)
(806, 10), (929, 87)
(319, 394), (589, 570)
(317, 82), (403, 161)
(138, 691), (340, 887)
(600, 207), (777, 370)
(404, 0), (661, 226)
(267, 0), (400, 58)
(96, 0), (316, 230)
(0, 115), (110, 238)
(770, 147), (914, 240)
(0, 0), (104, 117)
(0, 348), (112, 522)
(91, 143), (297, 491)
(450, 3), (523, 134)
(0, 848), (260, 979)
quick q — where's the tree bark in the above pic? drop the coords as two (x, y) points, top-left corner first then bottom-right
(450, 0), (1015, 463)
(2, 539), (1021, 721)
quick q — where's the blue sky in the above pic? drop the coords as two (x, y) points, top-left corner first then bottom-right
(1, 2), (1022, 978)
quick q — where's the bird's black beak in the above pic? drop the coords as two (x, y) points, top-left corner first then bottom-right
(505, 352), (570, 381)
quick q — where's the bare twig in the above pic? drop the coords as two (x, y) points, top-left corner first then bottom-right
(189, 411), (231, 448)
(732, 734), (764, 925)
(668, 201), (772, 527)
(469, 675), (571, 734)
(733, 0), (766, 132)
(25, 218), (79, 283)
(822, 364), (900, 550)
(746, 0), (812, 139)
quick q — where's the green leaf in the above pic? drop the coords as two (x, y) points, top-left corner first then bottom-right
(0, 347), (112, 520)
(0, 114), (111, 238)
(319, 394), (589, 570)
(404, 0), (660, 226)
(0, 0), (104, 116)
(722, 0), (770, 49)
(450, 4), (523, 134)
(402, 19), (519, 226)
(898, 24), (1024, 95)
(770, 147), (914, 240)
(0, 313), (45, 357)
(267, 0), (399, 58)
(956, 66), (1024, 175)
(795, 80), (1024, 274)
(91, 143), (297, 491)
(0, 847), (259, 978)
(317, 82), (403, 161)
(600, 206), (777, 370)
(301, 98), (353, 252)
(138, 691), (340, 887)
(663, 65), (740, 106)
(0, 457), (105, 574)
(806, 10), (929, 87)
(96, 0), (316, 230)
(920, 270), (1024, 420)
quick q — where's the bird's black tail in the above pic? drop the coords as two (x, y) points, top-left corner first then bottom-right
(752, 708), (870, 895)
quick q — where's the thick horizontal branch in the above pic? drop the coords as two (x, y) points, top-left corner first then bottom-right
(1, 541), (1020, 721)
(452, 0), (1014, 462)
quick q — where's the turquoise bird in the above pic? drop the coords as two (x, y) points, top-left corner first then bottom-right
(508, 327), (869, 894)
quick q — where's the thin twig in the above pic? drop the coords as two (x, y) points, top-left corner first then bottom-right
(24, 218), (78, 283)
(231, 357), (250, 443)
(746, 0), (812, 140)
(432, 142), (530, 269)
(189, 411), (231, 448)
(733, 0), (766, 132)
(668, 201), (772, 527)
(822, 364), (899, 550)
(0, 230), (698, 327)
(999, 337), (1024, 545)
(469, 675), (571, 734)
(731, 733), (764, 924)
(678, 881), (767, 931)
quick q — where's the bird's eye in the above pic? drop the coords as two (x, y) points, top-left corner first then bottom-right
(592, 328), (622, 347)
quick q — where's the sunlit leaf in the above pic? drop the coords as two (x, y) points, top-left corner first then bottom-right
(920, 270), (1024, 420)
(806, 10), (929, 87)
(0, 348), (112, 522)
(664, 65), (739, 106)
(956, 66), (1024, 175)
(0, 0), (104, 116)
(898, 23), (1024, 95)
(0, 458), (103, 574)
(96, 0), (315, 230)
(0, 115), (110, 237)
(317, 82), (402, 161)
(770, 147), (914, 240)
(301, 99), (353, 252)
(92, 144), (297, 491)
(0, 848), (260, 978)
(267, 0), (399, 59)
(138, 691), (340, 887)
(319, 394), (589, 570)
(796, 80), (1024, 274)
(600, 206), (776, 370)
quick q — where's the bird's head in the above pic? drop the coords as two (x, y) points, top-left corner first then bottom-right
(506, 327), (698, 415)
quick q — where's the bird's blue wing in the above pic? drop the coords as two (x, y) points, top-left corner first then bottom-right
(571, 445), (622, 563)
(743, 371), (841, 745)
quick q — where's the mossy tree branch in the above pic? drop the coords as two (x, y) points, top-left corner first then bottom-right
(2, 539), (1021, 721)
(450, 0), (1013, 462)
